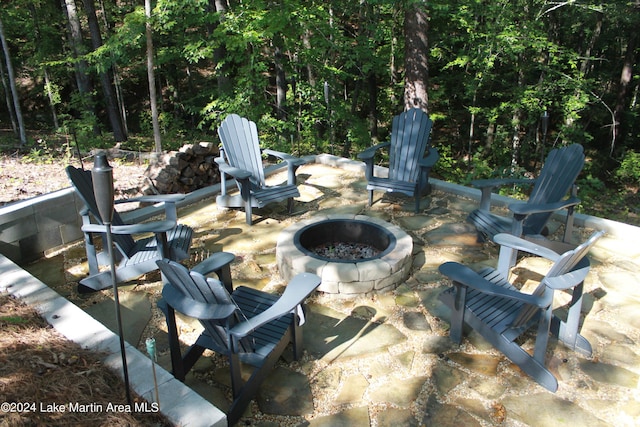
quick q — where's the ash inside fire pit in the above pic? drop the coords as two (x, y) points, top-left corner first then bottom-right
(295, 218), (394, 263)
(310, 242), (380, 260)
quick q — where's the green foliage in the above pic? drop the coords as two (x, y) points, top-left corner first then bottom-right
(615, 151), (640, 187)
(1, 0), (639, 220)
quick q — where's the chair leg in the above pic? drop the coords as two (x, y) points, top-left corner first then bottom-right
(160, 302), (188, 381)
(291, 313), (304, 360)
(449, 285), (466, 344)
(368, 190), (373, 207)
(245, 201), (253, 225)
(216, 264), (234, 294)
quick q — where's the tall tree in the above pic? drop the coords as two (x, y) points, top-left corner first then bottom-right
(145, 0), (161, 153)
(62, 0), (94, 112)
(0, 15), (26, 145)
(82, 0), (127, 142)
(404, 0), (429, 112)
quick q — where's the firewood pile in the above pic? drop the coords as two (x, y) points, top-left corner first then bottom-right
(143, 142), (221, 195)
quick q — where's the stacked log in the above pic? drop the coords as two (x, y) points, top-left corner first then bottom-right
(143, 142), (220, 194)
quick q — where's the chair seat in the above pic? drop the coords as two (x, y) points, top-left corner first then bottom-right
(124, 224), (192, 265)
(366, 176), (418, 196)
(437, 231), (604, 392)
(439, 267), (538, 342)
(251, 184), (300, 208)
(467, 144), (584, 252)
(67, 160), (194, 292)
(156, 257), (321, 426)
(357, 108), (437, 213)
(217, 114), (305, 224)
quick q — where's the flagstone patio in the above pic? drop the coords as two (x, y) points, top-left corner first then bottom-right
(21, 155), (640, 426)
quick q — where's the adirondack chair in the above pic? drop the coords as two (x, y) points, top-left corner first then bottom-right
(67, 165), (207, 293)
(357, 108), (439, 213)
(156, 258), (321, 426)
(438, 230), (604, 392)
(467, 144), (585, 247)
(216, 114), (306, 225)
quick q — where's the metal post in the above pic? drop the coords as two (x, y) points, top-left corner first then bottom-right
(324, 81), (333, 154)
(541, 110), (549, 165)
(146, 338), (161, 407)
(91, 153), (132, 406)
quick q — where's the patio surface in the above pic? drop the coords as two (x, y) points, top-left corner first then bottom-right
(24, 156), (640, 426)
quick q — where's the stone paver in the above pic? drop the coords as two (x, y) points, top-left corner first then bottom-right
(20, 158), (640, 426)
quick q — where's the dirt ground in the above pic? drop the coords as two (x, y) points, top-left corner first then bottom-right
(0, 155), (148, 207)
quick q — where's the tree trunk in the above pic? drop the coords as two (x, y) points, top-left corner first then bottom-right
(62, 0), (94, 105)
(209, 0), (232, 96)
(83, 0), (127, 142)
(145, 0), (162, 153)
(274, 32), (287, 120)
(0, 16), (27, 145)
(29, 3), (59, 130)
(613, 27), (639, 152)
(0, 54), (17, 134)
(98, 0), (128, 136)
(403, 1), (429, 113)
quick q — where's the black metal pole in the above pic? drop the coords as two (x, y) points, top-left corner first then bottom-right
(541, 110), (549, 166)
(91, 153), (132, 406)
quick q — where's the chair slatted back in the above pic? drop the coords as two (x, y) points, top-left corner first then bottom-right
(388, 108), (433, 183)
(66, 165), (136, 256)
(218, 114), (266, 188)
(156, 259), (254, 353)
(511, 230), (603, 327)
(524, 144), (585, 234)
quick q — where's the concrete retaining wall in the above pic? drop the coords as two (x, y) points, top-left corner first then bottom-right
(0, 188), (84, 264)
(2, 154), (639, 265)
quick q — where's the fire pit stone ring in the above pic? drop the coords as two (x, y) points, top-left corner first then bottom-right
(276, 214), (413, 295)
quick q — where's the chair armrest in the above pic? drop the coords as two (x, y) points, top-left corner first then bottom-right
(419, 147), (440, 168)
(229, 273), (321, 338)
(509, 196), (581, 216)
(191, 252), (236, 276)
(472, 177), (535, 211)
(116, 194), (185, 222)
(215, 159), (253, 181)
(439, 262), (551, 308)
(81, 220), (176, 234)
(357, 141), (390, 160)
(493, 233), (562, 261)
(544, 261), (590, 290)
(161, 284), (237, 320)
(470, 177), (535, 190)
(115, 194), (185, 205)
(263, 149), (306, 167)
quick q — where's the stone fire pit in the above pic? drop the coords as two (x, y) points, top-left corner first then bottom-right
(276, 214), (413, 295)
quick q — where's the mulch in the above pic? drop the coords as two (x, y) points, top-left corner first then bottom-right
(0, 292), (171, 426)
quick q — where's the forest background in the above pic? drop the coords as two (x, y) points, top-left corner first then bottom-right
(0, 0), (638, 223)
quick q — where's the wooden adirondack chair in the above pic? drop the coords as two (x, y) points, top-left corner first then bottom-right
(216, 114), (306, 225)
(438, 230), (604, 392)
(156, 258), (321, 426)
(357, 108), (439, 213)
(67, 165), (204, 293)
(467, 144), (585, 247)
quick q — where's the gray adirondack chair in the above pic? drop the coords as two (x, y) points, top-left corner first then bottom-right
(357, 108), (439, 213)
(216, 114), (306, 225)
(66, 165), (203, 293)
(156, 258), (321, 426)
(467, 144), (585, 248)
(438, 230), (604, 392)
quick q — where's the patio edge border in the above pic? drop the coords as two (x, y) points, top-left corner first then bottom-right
(0, 254), (227, 427)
